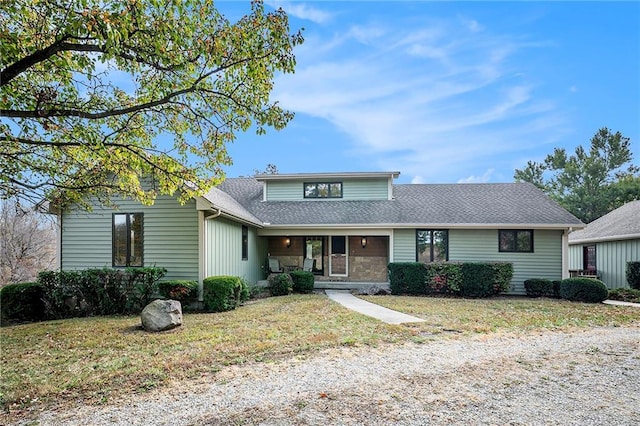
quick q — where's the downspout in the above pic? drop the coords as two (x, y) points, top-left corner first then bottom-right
(199, 207), (222, 302)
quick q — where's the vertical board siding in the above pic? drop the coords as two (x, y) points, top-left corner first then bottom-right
(450, 229), (563, 295)
(206, 217), (264, 284)
(595, 239), (639, 288)
(392, 229), (416, 262)
(265, 178), (390, 201)
(568, 245), (582, 270)
(62, 196), (199, 281)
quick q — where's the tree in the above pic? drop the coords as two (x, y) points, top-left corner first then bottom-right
(254, 163), (279, 175)
(514, 128), (639, 223)
(0, 200), (56, 285)
(0, 0), (303, 208)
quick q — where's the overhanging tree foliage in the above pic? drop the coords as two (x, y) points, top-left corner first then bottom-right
(0, 0), (303, 207)
(514, 128), (639, 223)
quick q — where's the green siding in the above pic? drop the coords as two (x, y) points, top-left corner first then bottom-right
(393, 228), (563, 295)
(61, 196), (199, 281)
(450, 229), (563, 295)
(205, 217), (264, 284)
(266, 178), (389, 201)
(393, 229), (416, 262)
(569, 239), (640, 288)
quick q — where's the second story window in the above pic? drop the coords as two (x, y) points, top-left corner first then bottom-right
(304, 182), (343, 198)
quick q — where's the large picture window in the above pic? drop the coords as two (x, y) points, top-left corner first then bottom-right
(113, 213), (143, 267)
(499, 230), (533, 253)
(416, 230), (448, 263)
(304, 182), (342, 198)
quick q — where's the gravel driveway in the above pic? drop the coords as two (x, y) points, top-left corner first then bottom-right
(18, 325), (639, 426)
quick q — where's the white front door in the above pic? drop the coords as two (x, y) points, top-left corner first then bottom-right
(329, 236), (348, 276)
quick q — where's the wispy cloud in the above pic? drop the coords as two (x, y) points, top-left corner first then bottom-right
(267, 1), (332, 24)
(458, 168), (495, 183)
(273, 6), (563, 183)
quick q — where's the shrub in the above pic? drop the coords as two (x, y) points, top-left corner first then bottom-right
(269, 273), (293, 296)
(608, 288), (640, 303)
(0, 282), (44, 325)
(552, 280), (562, 299)
(425, 262), (462, 294)
(202, 276), (245, 312)
(524, 278), (554, 298)
(491, 263), (514, 294)
(289, 270), (315, 293)
(626, 261), (640, 290)
(158, 280), (199, 302)
(37, 267), (166, 318)
(560, 277), (609, 303)
(387, 262), (427, 295)
(459, 263), (495, 298)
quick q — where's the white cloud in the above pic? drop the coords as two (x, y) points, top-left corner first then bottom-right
(272, 11), (563, 183)
(268, 1), (332, 24)
(458, 169), (495, 183)
(411, 175), (426, 184)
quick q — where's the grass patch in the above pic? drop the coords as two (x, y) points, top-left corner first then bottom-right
(1, 294), (638, 417)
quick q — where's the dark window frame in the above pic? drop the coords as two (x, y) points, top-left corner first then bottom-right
(112, 213), (144, 267)
(498, 230), (534, 253)
(303, 182), (343, 198)
(583, 245), (596, 271)
(241, 225), (249, 261)
(416, 229), (449, 263)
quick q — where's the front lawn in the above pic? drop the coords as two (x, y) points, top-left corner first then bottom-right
(1, 294), (638, 418)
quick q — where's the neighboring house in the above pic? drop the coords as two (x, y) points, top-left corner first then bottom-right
(53, 171), (584, 296)
(568, 200), (640, 288)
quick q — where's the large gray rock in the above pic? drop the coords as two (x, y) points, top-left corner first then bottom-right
(141, 299), (182, 332)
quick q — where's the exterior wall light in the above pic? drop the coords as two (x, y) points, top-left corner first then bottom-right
(361, 237), (367, 248)
(285, 237), (291, 248)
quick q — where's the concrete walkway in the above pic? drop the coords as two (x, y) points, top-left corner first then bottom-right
(603, 299), (640, 308)
(325, 290), (425, 324)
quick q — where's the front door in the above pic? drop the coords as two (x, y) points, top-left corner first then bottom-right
(329, 236), (347, 276)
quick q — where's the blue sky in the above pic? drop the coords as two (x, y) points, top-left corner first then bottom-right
(221, 1), (639, 184)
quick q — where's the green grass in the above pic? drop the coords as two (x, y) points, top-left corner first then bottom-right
(1, 294), (638, 417)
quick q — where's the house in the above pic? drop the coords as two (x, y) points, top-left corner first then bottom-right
(568, 200), (640, 288)
(53, 171), (584, 296)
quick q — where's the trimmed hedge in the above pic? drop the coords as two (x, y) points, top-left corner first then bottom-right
(626, 261), (640, 290)
(269, 273), (293, 296)
(425, 262), (462, 294)
(158, 280), (198, 302)
(202, 276), (247, 312)
(459, 263), (495, 298)
(289, 270), (315, 293)
(524, 278), (554, 298)
(0, 282), (44, 325)
(608, 288), (640, 303)
(560, 277), (609, 303)
(37, 267), (166, 318)
(388, 262), (427, 295)
(491, 263), (514, 294)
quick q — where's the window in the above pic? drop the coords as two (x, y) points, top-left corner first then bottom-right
(499, 230), (533, 253)
(241, 225), (248, 261)
(583, 245), (596, 271)
(303, 182), (342, 198)
(416, 230), (448, 263)
(113, 213), (143, 267)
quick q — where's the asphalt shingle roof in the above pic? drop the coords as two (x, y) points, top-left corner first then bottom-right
(218, 178), (583, 228)
(568, 200), (640, 243)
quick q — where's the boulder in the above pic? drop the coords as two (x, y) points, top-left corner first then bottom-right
(141, 299), (182, 332)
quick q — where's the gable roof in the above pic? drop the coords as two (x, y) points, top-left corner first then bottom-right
(199, 185), (262, 226)
(218, 178), (583, 229)
(568, 200), (640, 244)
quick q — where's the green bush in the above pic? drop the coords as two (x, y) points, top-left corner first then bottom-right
(158, 280), (199, 302)
(491, 263), (514, 294)
(524, 278), (554, 298)
(269, 273), (293, 296)
(37, 267), (166, 318)
(203, 276), (246, 312)
(608, 288), (640, 303)
(289, 270), (315, 293)
(425, 262), (462, 294)
(626, 261), (640, 290)
(0, 282), (44, 325)
(388, 262), (427, 295)
(459, 263), (495, 298)
(560, 278), (609, 303)
(552, 280), (562, 299)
